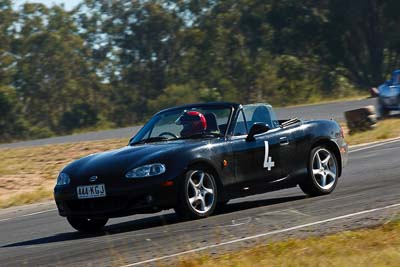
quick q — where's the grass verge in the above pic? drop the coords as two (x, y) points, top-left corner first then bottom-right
(172, 219), (400, 267)
(0, 187), (53, 209)
(0, 138), (126, 209)
(344, 118), (400, 145)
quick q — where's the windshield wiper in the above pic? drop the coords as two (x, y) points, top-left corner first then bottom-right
(130, 136), (169, 145)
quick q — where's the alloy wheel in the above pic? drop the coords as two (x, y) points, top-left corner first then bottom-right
(311, 148), (337, 190)
(186, 170), (216, 214)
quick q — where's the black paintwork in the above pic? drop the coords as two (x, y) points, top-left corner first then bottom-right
(54, 102), (348, 218)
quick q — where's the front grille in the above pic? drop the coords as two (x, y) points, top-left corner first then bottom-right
(382, 97), (398, 106)
(65, 197), (127, 213)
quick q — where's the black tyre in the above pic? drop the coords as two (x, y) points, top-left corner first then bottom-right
(67, 217), (108, 233)
(174, 167), (218, 219)
(299, 146), (339, 197)
(378, 102), (389, 118)
(215, 199), (230, 213)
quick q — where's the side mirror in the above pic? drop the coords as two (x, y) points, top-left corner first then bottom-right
(246, 123), (270, 142)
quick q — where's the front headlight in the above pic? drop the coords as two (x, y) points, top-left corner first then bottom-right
(56, 172), (70, 185)
(125, 163), (166, 178)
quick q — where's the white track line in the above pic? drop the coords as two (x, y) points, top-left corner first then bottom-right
(350, 136), (400, 148)
(121, 203), (400, 267)
(0, 208), (57, 223)
(350, 138), (400, 153)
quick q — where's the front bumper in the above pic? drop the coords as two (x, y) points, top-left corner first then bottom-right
(379, 96), (400, 110)
(54, 179), (177, 218)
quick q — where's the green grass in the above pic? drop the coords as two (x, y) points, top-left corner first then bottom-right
(171, 219), (400, 267)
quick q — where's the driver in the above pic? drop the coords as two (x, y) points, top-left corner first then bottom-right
(175, 111), (207, 138)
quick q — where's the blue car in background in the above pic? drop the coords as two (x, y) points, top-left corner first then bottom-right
(376, 70), (400, 117)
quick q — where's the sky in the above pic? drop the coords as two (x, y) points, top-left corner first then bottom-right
(14, 0), (81, 10)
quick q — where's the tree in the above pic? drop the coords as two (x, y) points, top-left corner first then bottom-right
(0, 0), (395, 142)
(0, 86), (29, 141)
(325, 0), (400, 86)
(147, 84), (198, 112)
(76, 0), (185, 120)
(14, 4), (103, 134)
(0, 0), (16, 86)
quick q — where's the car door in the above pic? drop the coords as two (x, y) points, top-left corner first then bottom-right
(240, 129), (282, 182)
(250, 129), (297, 181)
(229, 107), (295, 189)
(228, 109), (280, 186)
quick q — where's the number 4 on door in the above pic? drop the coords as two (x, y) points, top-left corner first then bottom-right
(264, 141), (275, 171)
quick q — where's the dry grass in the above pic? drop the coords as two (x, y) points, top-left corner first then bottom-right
(172, 220), (400, 267)
(344, 118), (400, 145)
(0, 187), (53, 208)
(0, 138), (126, 208)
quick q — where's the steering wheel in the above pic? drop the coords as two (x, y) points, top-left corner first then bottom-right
(158, 132), (178, 139)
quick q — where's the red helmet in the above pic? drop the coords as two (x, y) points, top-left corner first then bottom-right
(175, 111), (207, 137)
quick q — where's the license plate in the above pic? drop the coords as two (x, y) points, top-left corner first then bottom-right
(77, 184), (106, 199)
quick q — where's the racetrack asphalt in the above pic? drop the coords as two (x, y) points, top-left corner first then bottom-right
(0, 98), (376, 149)
(0, 138), (399, 266)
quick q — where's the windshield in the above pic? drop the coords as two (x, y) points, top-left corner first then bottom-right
(392, 73), (400, 85)
(130, 106), (232, 145)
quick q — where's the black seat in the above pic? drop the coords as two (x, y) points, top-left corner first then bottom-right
(204, 112), (219, 132)
(251, 106), (272, 127)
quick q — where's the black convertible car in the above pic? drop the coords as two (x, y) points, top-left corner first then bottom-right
(54, 102), (348, 232)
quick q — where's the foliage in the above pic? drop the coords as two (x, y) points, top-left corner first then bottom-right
(0, 86), (30, 141)
(1, 0), (397, 142)
(147, 84), (199, 112)
(13, 4), (104, 135)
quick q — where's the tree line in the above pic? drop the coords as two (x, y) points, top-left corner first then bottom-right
(1, 0), (400, 142)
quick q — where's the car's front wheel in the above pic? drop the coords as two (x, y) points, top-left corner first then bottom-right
(299, 146), (338, 196)
(378, 101), (390, 118)
(174, 167), (218, 219)
(67, 217), (108, 233)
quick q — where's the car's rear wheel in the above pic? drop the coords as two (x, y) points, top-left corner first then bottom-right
(67, 217), (108, 233)
(299, 146), (338, 196)
(174, 167), (218, 219)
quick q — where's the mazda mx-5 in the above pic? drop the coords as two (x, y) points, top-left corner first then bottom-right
(54, 102), (348, 232)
